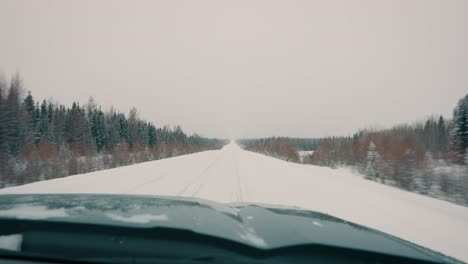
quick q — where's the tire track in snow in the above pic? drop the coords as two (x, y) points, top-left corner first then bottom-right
(234, 148), (243, 202)
(2, 143), (468, 262)
(176, 149), (225, 197)
(123, 174), (166, 193)
(232, 145), (250, 202)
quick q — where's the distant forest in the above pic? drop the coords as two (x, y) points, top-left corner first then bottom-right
(0, 73), (227, 188)
(239, 94), (468, 206)
(237, 138), (321, 163)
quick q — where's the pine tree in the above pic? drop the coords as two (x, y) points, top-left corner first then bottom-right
(128, 108), (139, 148)
(449, 95), (468, 164)
(118, 113), (129, 142)
(4, 73), (23, 155)
(138, 121), (149, 147)
(437, 116), (448, 156)
(34, 102), (40, 142)
(90, 108), (107, 152)
(39, 100), (48, 138)
(47, 102), (55, 141)
(52, 105), (66, 145)
(148, 124), (157, 147)
(22, 91), (36, 145)
(104, 108), (121, 151)
(465, 147), (468, 168)
(0, 76), (7, 147)
(0, 75), (7, 170)
(96, 109), (107, 152)
(65, 102), (92, 152)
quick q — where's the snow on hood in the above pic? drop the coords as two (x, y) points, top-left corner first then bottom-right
(0, 205), (68, 220)
(0, 234), (22, 251)
(106, 213), (168, 224)
(0, 194), (449, 262)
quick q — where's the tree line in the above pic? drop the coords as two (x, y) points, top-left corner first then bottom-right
(239, 95), (468, 206)
(237, 137), (304, 163)
(308, 95), (468, 205)
(0, 73), (227, 188)
(238, 137), (321, 151)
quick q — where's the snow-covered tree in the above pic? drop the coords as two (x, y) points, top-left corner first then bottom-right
(418, 152), (435, 195)
(450, 95), (468, 164)
(0, 75), (7, 171)
(465, 147), (468, 169)
(399, 148), (417, 190)
(365, 141), (383, 182)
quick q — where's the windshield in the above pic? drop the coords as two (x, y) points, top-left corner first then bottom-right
(0, 1), (467, 263)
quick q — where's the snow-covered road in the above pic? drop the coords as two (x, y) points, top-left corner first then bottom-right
(1, 143), (468, 262)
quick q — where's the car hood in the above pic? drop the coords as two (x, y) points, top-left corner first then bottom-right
(0, 194), (456, 263)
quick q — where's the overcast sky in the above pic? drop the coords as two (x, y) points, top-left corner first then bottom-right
(1, 0), (467, 138)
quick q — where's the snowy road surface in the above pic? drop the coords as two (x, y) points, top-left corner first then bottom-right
(1, 143), (468, 262)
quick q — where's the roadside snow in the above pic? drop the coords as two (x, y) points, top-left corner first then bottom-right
(1, 143), (468, 262)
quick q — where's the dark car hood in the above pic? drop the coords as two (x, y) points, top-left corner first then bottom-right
(0, 194), (456, 263)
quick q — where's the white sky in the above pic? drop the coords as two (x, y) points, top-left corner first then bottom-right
(1, 0), (467, 138)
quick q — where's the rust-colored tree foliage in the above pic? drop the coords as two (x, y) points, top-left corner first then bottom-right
(246, 138), (300, 163)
